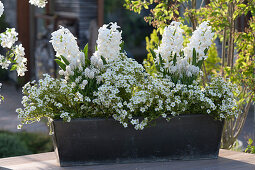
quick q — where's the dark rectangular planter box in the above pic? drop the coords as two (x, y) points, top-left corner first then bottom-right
(51, 114), (224, 166)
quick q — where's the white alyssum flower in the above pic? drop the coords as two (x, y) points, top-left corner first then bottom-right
(16, 74), (76, 127)
(60, 112), (71, 122)
(29, 0), (48, 8)
(93, 54), (148, 129)
(162, 113), (167, 118)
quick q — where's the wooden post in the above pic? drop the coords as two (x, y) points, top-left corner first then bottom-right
(97, 0), (104, 27)
(17, 1), (31, 82)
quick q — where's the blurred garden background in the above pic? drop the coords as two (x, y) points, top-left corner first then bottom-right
(0, 0), (254, 158)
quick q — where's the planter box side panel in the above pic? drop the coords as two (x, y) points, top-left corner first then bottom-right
(52, 115), (224, 166)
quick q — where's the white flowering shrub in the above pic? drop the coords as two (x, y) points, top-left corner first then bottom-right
(0, 3), (27, 76)
(29, 0), (48, 8)
(0, 1), (28, 105)
(17, 21), (239, 131)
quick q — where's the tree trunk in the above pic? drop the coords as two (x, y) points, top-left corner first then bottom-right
(191, 0), (197, 31)
(222, 96), (253, 149)
(221, 27), (227, 76)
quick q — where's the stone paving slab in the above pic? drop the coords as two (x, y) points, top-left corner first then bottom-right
(0, 150), (254, 170)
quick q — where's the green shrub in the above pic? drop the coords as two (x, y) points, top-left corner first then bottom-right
(17, 131), (53, 154)
(245, 139), (255, 154)
(0, 133), (31, 158)
(0, 131), (53, 158)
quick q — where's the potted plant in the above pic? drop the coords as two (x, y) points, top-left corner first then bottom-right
(17, 22), (239, 166)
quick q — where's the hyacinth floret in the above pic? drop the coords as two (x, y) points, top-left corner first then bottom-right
(92, 22), (123, 64)
(184, 21), (214, 61)
(155, 21), (184, 61)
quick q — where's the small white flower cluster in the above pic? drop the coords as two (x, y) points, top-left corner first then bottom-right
(13, 44), (27, 76)
(29, 0), (48, 8)
(0, 54), (10, 69)
(155, 21), (214, 84)
(93, 54), (149, 130)
(92, 22), (122, 63)
(0, 28), (18, 48)
(184, 21), (214, 61)
(0, 28), (27, 76)
(60, 112), (71, 122)
(16, 74), (76, 128)
(205, 77), (239, 118)
(0, 1), (4, 17)
(127, 75), (239, 122)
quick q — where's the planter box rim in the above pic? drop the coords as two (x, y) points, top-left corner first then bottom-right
(53, 114), (219, 122)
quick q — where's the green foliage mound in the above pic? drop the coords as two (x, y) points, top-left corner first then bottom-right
(0, 133), (31, 158)
(0, 131), (53, 158)
(17, 131), (53, 154)
(245, 138), (255, 154)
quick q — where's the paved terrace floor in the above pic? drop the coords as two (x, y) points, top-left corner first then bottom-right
(0, 149), (254, 170)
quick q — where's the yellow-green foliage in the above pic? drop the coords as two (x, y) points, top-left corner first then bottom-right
(205, 43), (221, 76)
(245, 138), (255, 154)
(144, 29), (159, 75)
